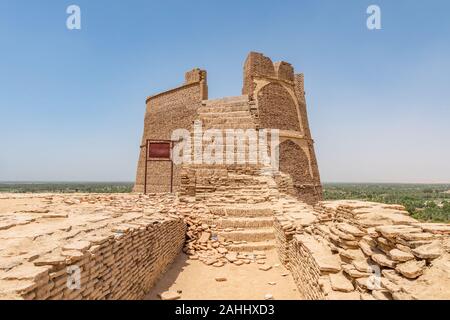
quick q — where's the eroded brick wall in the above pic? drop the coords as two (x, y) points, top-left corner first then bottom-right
(279, 140), (322, 204)
(257, 83), (301, 132)
(242, 52), (323, 205)
(4, 216), (186, 300)
(134, 71), (206, 193)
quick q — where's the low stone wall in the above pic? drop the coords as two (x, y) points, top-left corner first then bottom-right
(0, 194), (186, 300)
(5, 217), (185, 300)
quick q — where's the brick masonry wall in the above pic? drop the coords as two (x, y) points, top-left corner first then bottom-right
(134, 52), (323, 206)
(257, 82), (301, 132)
(279, 140), (318, 204)
(242, 52), (275, 98)
(241, 52), (323, 205)
(1, 215), (186, 300)
(134, 82), (204, 193)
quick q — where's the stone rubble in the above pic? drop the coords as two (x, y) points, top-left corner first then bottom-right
(275, 199), (450, 300)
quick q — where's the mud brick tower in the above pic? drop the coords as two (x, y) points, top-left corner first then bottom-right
(134, 52), (322, 204)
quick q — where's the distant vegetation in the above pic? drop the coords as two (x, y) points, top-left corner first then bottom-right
(1, 182), (449, 223)
(323, 183), (450, 223)
(0, 182), (134, 194)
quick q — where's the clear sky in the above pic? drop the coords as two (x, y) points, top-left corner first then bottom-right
(0, 0), (449, 183)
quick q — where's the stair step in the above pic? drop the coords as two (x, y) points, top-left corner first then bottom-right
(217, 228), (275, 242)
(203, 217), (274, 228)
(226, 240), (276, 252)
(203, 95), (249, 105)
(200, 117), (255, 125)
(198, 103), (250, 113)
(210, 207), (274, 217)
(201, 124), (256, 130)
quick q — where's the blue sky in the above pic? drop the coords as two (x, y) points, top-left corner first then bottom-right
(0, 0), (449, 183)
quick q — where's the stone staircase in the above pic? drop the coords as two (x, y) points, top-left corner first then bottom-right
(181, 95), (276, 204)
(205, 205), (276, 252)
(198, 96), (256, 130)
(180, 95), (298, 252)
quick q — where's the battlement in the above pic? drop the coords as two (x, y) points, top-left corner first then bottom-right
(185, 68), (207, 85)
(146, 68), (208, 104)
(242, 52), (297, 96)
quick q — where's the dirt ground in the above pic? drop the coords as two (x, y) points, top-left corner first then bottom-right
(145, 250), (302, 300)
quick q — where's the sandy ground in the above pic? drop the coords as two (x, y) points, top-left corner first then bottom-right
(145, 250), (302, 300)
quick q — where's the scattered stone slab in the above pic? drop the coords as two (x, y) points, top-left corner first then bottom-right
(381, 278), (401, 293)
(375, 225), (421, 239)
(389, 249), (415, 262)
(159, 291), (181, 300)
(372, 253), (397, 268)
(215, 277), (227, 282)
(352, 259), (371, 273)
(415, 223), (450, 235)
(359, 241), (376, 256)
(336, 223), (365, 237)
(213, 262), (224, 267)
(372, 290), (391, 300)
(412, 241), (442, 260)
(198, 232), (211, 243)
(396, 260), (426, 279)
(329, 273), (354, 292)
(225, 253), (237, 263)
(259, 265), (272, 271)
(342, 264), (370, 278)
(399, 232), (434, 241)
(327, 290), (361, 300)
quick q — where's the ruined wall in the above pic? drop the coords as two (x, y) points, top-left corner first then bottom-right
(242, 52), (322, 204)
(279, 140), (321, 205)
(134, 69), (207, 193)
(1, 215), (186, 300)
(274, 199), (450, 300)
(134, 52), (322, 204)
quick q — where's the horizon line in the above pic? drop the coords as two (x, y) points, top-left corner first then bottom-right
(1, 181), (449, 185)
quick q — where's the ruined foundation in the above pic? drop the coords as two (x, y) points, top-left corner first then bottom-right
(0, 194), (186, 300)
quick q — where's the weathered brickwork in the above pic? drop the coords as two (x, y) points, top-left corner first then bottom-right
(0, 194), (186, 300)
(241, 52), (322, 204)
(257, 83), (301, 132)
(134, 52), (323, 205)
(279, 140), (316, 203)
(134, 70), (207, 193)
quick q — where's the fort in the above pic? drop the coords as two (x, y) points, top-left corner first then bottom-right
(0, 53), (449, 300)
(134, 52), (322, 205)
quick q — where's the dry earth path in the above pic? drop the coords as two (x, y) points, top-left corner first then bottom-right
(145, 250), (302, 300)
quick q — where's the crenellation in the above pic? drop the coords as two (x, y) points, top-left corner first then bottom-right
(273, 61), (295, 82)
